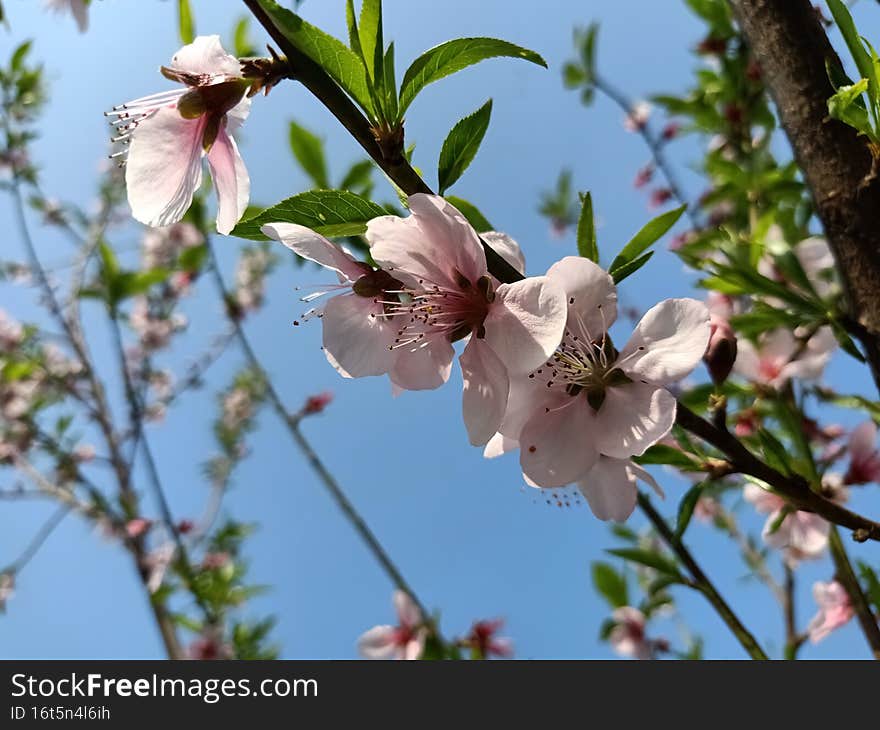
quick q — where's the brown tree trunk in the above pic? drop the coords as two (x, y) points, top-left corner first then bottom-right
(729, 0), (880, 391)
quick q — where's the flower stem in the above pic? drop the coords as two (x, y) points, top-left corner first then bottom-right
(637, 492), (769, 660)
(828, 526), (880, 659)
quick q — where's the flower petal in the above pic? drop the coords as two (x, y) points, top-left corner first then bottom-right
(484, 276), (567, 373)
(322, 294), (396, 378)
(168, 35), (241, 78)
(367, 194), (486, 288)
(357, 625), (398, 659)
(546, 256), (618, 340)
(519, 395), (598, 487)
(483, 431), (519, 459)
(483, 231), (525, 275)
(393, 590), (422, 628)
(125, 107), (204, 229)
(618, 298), (710, 386)
(593, 383), (676, 459)
(577, 457), (638, 521)
(849, 420), (878, 460)
(461, 338), (510, 446)
(390, 339), (454, 391)
(207, 125), (249, 234)
(261, 223), (365, 281)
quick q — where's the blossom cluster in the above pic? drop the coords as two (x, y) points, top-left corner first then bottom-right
(263, 195), (711, 521)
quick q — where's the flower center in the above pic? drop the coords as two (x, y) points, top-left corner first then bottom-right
(529, 331), (635, 412)
(380, 270), (494, 352)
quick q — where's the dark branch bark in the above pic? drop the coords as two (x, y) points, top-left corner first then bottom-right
(676, 404), (880, 541)
(729, 0), (880, 392)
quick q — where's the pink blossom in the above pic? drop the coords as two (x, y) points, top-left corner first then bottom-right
(262, 222), (405, 382)
(358, 590), (426, 660)
(488, 257), (709, 492)
(202, 552), (231, 571)
(233, 247), (274, 313)
(129, 298), (186, 352)
(125, 518), (152, 539)
(43, 0), (88, 32)
(609, 607), (667, 659)
(367, 196), (567, 446)
(270, 196), (566, 446)
(624, 102), (652, 132)
(107, 36), (251, 234)
(143, 542), (176, 594)
(72, 444), (96, 463)
(141, 223), (203, 270)
(733, 327), (835, 388)
(463, 618), (513, 659)
(188, 628), (233, 660)
(743, 483), (829, 562)
(807, 580), (854, 643)
(0, 310), (24, 350)
(0, 572), (14, 612)
(844, 421), (880, 485)
(577, 456), (664, 522)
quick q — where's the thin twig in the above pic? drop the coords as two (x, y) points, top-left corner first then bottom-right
(205, 241), (430, 620)
(676, 403), (880, 541)
(638, 492), (768, 659)
(828, 526), (880, 659)
(2, 504), (71, 575)
(593, 73), (699, 228)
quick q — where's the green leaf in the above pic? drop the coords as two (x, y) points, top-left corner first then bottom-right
(381, 42), (398, 123)
(577, 23), (599, 82)
(230, 190), (388, 240)
(359, 0), (383, 82)
(610, 251), (654, 283)
(398, 37), (547, 115)
(339, 159), (375, 193)
(857, 561), (880, 613)
(177, 0), (195, 44)
(756, 429), (793, 476)
(255, 0), (374, 117)
(289, 120), (330, 188)
(233, 17), (256, 57)
(635, 444), (700, 470)
(576, 192), (598, 262)
(437, 99), (492, 194)
(10, 41), (31, 72)
(610, 205), (686, 273)
(445, 196), (493, 232)
(675, 482), (705, 539)
(591, 562), (628, 609)
(607, 548), (683, 580)
(828, 79), (872, 136)
(826, 0), (878, 99)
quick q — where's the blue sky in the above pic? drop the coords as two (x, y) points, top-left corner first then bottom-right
(3, 0), (880, 659)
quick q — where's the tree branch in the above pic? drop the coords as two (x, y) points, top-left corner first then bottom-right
(240, 0), (523, 286)
(728, 0), (880, 392)
(675, 403), (880, 541)
(828, 526), (880, 658)
(637, 492), (768, 659)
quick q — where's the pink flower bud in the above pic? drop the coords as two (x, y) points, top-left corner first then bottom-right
(633, 164), (654, 189)
(125, 518), (153, 539)
(703, 315), (737, 385)
(304, 391), (334, 415)
(649, 188), (673, 208)
(661, 122), (681, 141)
